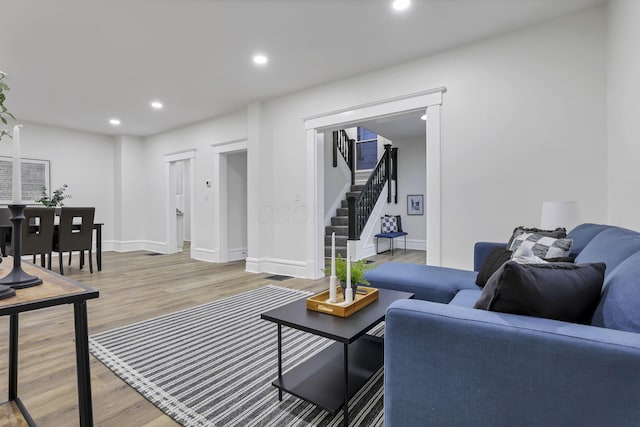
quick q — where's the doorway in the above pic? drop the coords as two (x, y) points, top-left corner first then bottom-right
(304, 87), (446, 279)
(164, 150), (195, 255)
(212, 140), (248, 262)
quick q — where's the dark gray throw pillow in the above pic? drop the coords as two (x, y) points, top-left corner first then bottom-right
(474, 261), (605, 324)
(475, 247), (512, 287)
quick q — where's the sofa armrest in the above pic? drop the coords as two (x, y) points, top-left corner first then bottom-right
(473, 241), (507, 271)
(385, 299), (640, 427)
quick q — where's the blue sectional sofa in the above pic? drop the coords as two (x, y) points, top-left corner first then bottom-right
(364, 223), (640, 427)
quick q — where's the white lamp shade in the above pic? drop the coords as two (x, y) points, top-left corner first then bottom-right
(540, 201), (578, 230)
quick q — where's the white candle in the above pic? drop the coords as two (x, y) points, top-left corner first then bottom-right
(345, 287), (353, 304)
(331, 232), (336, 276)
(329, 232), (337, 303)
(12, 125), (22, 204)
(346, 240), (351, 292)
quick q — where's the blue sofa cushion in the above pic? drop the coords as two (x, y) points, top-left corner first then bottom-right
(448, 289), (482, 307)
(567, 223), (611, 256)
(364, 262), (479, 303)
(591, 250), (640, 333)
(474, 261), (605, 324)
(575, 226), (640, 275)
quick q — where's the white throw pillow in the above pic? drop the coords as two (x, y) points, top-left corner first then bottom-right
(512, 245), (548, 264)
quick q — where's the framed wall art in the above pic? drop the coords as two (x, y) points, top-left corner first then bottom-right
(407, 194), (424, 216)
(0, 156), (50, 204)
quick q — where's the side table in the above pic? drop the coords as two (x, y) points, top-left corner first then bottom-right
(0, 257), (99, 426)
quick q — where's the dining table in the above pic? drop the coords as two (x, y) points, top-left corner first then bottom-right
(0, 223), (103, 271)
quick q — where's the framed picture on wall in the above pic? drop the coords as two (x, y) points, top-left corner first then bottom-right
(0, 156), (50, 205)
(407, 194), (424, 216)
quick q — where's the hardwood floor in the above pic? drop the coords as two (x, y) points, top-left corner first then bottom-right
(0, 247), (425, 426)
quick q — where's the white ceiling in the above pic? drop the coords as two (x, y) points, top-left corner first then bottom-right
(359, 112), (426, 142)
(1, 0), (604, 137)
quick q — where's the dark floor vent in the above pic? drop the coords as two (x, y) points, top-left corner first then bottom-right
(265, 274), (293, 281)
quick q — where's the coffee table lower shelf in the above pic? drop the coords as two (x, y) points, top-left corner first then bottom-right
(272, 334), (383, 414)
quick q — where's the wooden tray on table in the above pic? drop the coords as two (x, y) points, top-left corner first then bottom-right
(306, 286), (379, 317)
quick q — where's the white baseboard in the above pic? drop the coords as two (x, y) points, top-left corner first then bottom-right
(227, 247), (248, 262)
(406, 239), (427, 251)
(360, 238), (427, 259)
(191, 247), (217, 262)
(110, 240), (167, 253)
(245, 257), (308, 278)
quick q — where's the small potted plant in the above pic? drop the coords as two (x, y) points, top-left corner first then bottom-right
(334, 254), (372, 296)
(0, 71), (16, 142)
(36, 184), (71, 207)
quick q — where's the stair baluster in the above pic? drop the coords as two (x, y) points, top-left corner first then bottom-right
(332, 130), (356, 185)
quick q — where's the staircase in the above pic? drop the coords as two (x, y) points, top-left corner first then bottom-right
(327, 128), (399, 259)
(324, 184), (364, 258)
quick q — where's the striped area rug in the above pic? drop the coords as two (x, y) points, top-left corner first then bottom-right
(89, 285), (384, 426)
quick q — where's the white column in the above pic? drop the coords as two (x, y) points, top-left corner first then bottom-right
(426, 105), (442, 266)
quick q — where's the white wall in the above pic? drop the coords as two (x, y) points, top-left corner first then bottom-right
(607, 0), (640, 230)
(0, 121), (116, 243)
(141, 111), (247, 255)
(378, 136), (427, 248)
(113, 135), (146, 249)
(249, 7), (606, 271)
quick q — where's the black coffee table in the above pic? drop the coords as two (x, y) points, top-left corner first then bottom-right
(260, 288), (413, 426)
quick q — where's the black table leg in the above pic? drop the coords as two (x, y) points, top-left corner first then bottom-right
(343, 342), (349, 427)
(9, 314), (18, 400)
(74, 301), (94, 427)
(277, 324), (283, 401)
(96, 224), (102, 271)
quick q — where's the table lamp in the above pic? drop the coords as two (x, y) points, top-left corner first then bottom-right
(540, 201), (578, 231)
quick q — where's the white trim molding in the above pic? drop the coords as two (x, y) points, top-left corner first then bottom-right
(164, 149), (196, 163)
(245, 257), (308, 278)
(211, 139), (247, 154)
(210, 139), (248, 263)
(191, 247), (217, 263)
(227, 247), (248, 262)
(164, 150), (196, 256)
(110, 240), (168, 253)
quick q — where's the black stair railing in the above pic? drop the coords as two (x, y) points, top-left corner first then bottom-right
(347, 144), (393, 239)
(333, 130), (355, 185)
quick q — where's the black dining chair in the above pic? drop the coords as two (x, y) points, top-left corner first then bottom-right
(19, 207), (56, 269)
(0, 207), (10, 257)
(53, 207), (95, 275)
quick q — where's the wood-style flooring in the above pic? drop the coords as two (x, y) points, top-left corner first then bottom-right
(0, 246), (425, 426)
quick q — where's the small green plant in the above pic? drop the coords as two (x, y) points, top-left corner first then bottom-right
(0, 71), (16, 141)
(334, 254), (372, 286)
(36, 184), (71, 207)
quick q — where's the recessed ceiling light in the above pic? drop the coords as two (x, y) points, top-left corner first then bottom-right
(420, 114), (427, 120)
(109, 118), (121, 126)
(392, 0), (410, 11)
(151, 101), (163, 110)
(253, 54), (268, 65)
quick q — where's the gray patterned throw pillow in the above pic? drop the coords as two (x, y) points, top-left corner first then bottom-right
(509, 233), (573, 259)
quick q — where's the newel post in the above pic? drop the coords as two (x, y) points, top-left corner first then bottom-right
(391, 147), (398, 204)
(384, 144), (392, 203)
(347, 195), (357, 240)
